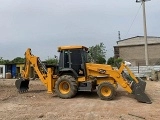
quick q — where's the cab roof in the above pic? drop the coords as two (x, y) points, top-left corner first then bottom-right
(58, 45), (88, 52)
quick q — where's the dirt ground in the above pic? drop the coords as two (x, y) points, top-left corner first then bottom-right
(0, 79), (160, 120)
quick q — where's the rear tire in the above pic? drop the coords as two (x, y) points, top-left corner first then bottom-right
(55, 75), (77, 99)
(97, 82), (116, 100)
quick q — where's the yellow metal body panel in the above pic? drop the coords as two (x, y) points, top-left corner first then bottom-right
(85, 63), (133, 93)
(96, 77), (115, 85)
(58, 45), (88, 51)
(77, 76), (86, 82)
(86, 63), (113, 76)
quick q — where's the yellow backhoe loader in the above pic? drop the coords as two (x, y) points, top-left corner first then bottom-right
(15, 46), (151, 104)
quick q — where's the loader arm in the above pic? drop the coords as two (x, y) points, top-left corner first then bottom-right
(15, 48), (55, 93)
(113, 62), (151, 103)
(86, 62), (151, 103)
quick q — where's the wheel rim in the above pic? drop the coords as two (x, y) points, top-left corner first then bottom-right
(59, 81), (70, 94)
(101, 86), (111, 97)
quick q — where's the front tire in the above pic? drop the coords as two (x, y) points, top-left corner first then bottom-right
(97, 82), (116, 100)
(55, 75), (77, 99)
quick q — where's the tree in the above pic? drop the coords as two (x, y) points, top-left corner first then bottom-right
(88, 42), (107, 64)
(11, 57), (25, 64)
(0, 57), (11, 64)
(45, 56), (58, 65)
(107, 57), (115, 66)
(114, 58), (123, 66)
(0, 57), (5, 64)
(3, 60), (11, 64)
(107, 57), (123, 67)
(97, 56), (106, 64)
(0, 57), (25, 64)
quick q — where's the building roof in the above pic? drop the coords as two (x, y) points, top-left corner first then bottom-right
(117, 36), (160, 43)
(116, 36), (160, 46)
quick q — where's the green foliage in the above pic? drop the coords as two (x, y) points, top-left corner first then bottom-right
(0, 56), (58, 65)
(3, 60), (11, 64)
(0, 57), (25, 64)
(0, 57), (12, 64)
(107, 57), (115, 66)
(11, 57), (25, 64)
(0, 59), (5, 64)
(45, 56), (58, 65)
(107, 57), (123, 67)
(97, 56), (106, 64)
(88, 42), (107, 64)
(0, 57), (4, 64)
(114, 58), (123, 65)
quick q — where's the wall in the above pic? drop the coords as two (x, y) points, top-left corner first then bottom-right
(12, 64), (16, 78)
(15, 64), (35, 78)
(16, 64), (24, 77)
(119, 45), (145, 66)
(127, 65), (160, 79)
(0, 65), (5, 78)
(5, 64), (16, 78)
(115, 36), (160, 66)
(119, 44), (160, 66)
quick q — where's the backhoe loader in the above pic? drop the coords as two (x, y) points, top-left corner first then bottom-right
(15, 46), (151, 104)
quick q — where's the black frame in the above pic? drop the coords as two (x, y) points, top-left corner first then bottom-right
(58, 48), (87, 76)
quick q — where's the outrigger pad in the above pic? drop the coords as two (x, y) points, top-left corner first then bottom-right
(131, 78), (152, 104)
(15, 78), (30, 93)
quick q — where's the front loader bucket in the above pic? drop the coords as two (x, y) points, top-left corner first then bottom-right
(131, 78), (152, 104)
(15, 78), (30, 93)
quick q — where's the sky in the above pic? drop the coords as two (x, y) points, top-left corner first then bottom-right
(0, 0), (159, 61)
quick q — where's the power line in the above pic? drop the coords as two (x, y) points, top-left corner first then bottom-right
(125, 4), (142, 38)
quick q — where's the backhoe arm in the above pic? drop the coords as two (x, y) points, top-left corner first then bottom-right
(22, 48), (48, 85)
(15, 48), (55, 93)
(21, 49), (32, 79)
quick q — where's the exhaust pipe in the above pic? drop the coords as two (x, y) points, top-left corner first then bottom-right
(15, 78), (30, 93)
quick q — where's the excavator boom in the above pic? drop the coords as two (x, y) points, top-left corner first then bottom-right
(15, 48), (55, 93)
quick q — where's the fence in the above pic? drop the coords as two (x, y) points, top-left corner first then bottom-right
(126, 65), (160, 80)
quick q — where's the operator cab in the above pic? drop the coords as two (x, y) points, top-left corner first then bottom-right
(58, 46), (88, 76)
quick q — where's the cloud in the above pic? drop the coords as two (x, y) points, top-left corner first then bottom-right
(0, 0), (159, 60)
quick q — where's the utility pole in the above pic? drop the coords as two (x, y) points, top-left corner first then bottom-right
(118, 31), (121, 40)
(136, 0), (150, 66)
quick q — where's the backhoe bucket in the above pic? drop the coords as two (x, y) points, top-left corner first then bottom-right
(15, 78), (30, 93)
(131, 78), (152, 104)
